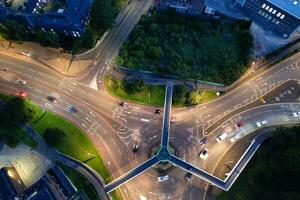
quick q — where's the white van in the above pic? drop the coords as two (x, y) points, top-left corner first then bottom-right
(216, 133), (228, 143)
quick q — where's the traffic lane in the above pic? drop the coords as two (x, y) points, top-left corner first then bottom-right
(203, 79), (300, 136)
(0, 79), (151, 177)
(0, 59), (157, 132)
(199, 103), (300, 177)
(171, 103), (300, 180)
(174, 54), (300, 127)
(80, 0), (152, 82)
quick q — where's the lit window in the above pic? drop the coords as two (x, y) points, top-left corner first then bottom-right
(268, 16), (272, 20)
(280, 14), (285, 19)
(258, 10), (262, 14)
(272, 18), (276, 23)
(265, 14), (269, 18)
(277, 12), (281, 17)
(262, 3), (266, 8)
(272, 10), (276, 14)
(269, 8), (273, 12)
(262, 12), (266, 17)
(265, 5), (269, 10)
(275, 21), (280, 25)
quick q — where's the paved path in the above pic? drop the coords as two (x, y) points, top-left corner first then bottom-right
(20, 124), (110, 200)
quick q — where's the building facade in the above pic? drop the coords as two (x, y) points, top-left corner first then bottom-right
(0, 0), (93, 37)
(155, 0), (205, 15)
(235, 0), (300, 38)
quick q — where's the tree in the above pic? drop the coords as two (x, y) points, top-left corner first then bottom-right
(172, 85), (188, 106)
(89, 0), (114, 36)
(132, 79), (145, 93)
(0, 20), (30, 41)
(36, 31), (60, 48)
(43, 127), (66, 146)
(6, 97), (36, 123)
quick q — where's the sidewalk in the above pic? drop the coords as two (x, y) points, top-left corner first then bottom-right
(0, 40), (91, 76)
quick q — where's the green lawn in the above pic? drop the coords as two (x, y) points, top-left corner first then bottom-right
(105, 75), (165, 106)
(29, 107), (112, 183)
(0, 92), (122, 200)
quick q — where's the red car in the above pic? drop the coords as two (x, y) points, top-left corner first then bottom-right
(16, 91), (27, 97)
(236, 120), (245, 128)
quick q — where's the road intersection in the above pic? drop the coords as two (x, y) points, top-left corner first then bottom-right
(0, 0), (299, 197)
(0, 49), (300, 199)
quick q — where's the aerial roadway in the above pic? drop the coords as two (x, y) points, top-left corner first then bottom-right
(0, 44), (300, 199)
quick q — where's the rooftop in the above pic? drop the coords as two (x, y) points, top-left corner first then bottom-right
(267, 0), (300, 19)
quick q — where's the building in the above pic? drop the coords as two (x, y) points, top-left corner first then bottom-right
(155, 0), (205, 15)
(0, 0), (93, 37)
(0, 167), (26, 200)
(234, 0), (300, 38)
(0, 165), (88, 200)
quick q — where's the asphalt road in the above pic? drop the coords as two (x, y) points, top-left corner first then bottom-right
(0, 51), (300, 199)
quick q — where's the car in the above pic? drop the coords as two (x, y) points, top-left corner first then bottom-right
(236, 120), (245, 128)
(47, 96), (58, 103)
(199, 149), (209, 160)
(16, 91), (27, 97)
(157, 175), (169, 182)
(132, 144), (139, 154)
(216, 91), (225, 96)
(292, 112), (300, 117)
(66, 105), (77, 113)
(154, 109), (161, 114)
(16, 79), (27, 85)
(184, 172), (192, 182)
(119, 101), (127, 107)
(256, 120), (269, 127)
(199, 137), (208, 146)
(216, 133), (228, 143)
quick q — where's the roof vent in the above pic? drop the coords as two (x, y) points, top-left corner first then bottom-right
(293, 0), (298, 5)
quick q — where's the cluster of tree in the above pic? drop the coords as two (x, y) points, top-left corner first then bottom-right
(0, 97), (36, 147)
(117, 9), (253, 85)
(220, 126), (300, 200)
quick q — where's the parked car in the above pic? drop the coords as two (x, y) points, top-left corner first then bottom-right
(256, 120), (269, 127)
(47, 96), (58, 103)
(16, 91), (27, 97)
(199, 137), (208, 146)
(66, 105), (77, 113)
(154, 109), (161, 114)
(16, 79), (27, 85)
(292, 112), (300, 117)
(236, 120), (245, 128)
(132, 144), (139, 154)
(157, 175), (169, 182)
(184, 172), (192, 182)
(216, 133), (228, 143)
(199, 149), (209, 160)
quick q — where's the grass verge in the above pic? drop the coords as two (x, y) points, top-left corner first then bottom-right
(104, 75), (165, 106)
(0, 92), (122, 200)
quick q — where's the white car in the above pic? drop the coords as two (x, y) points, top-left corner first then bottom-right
(16, 79), (27, 85)
(216, 133), (228, 143)
(199, 149), (209, 160)
(157, 175), (169, 182)
(256, 120), (269, 127)
(292, 112), (300, 117)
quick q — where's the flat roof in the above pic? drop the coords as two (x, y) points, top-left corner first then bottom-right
(267, 0), (300, 19)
